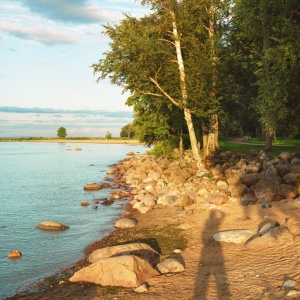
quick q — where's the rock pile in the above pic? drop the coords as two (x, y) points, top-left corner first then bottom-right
(70, 242), (184, 289)
(70, 149), (300, 294)
(110, 150), (299, 214)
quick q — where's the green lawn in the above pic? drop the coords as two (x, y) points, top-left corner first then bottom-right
(219, 138), (300, 155)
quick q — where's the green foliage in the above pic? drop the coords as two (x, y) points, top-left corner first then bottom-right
(230, 0), (300, 143)
(57, 127), (67, 138)
(120, 123), (134, 138)
(147, 139), (180, 157)
(92, 0), (299, 154)
(105, 131), (112, 139)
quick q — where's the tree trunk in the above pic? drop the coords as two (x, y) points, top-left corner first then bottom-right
(184, 108), (204, 168)
(239, 125), (244, 139)
(179, 129), (183, 156)
(202, 3), (219, 157)
(202, 114), (219, 157)
(265, 130), (273, 152)
(170, 9), (205, 170)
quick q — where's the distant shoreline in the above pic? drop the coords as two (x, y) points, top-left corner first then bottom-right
(0, 138), (141, 145)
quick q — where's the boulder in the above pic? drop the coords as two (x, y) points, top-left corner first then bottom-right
(287, 290), (300, 297)
(229, 183), (248, 198)
(255, 191), (280, 204)
(70, 255), (159, 287)
(156, 258), (185, 274)
(106, 169), (116, 175)
(275, 163), (290, 177)
(7, 250), (22, 259)
(36, 220), (69, 231)
(207, 194), (229, 205)
(81, 201), (89, 206)
(89, 243), (159, 264)
(148, 170), (162, 181)
(286, 218), (300, 236)
(240, 194), (257, 206)
(278, 152), (291, 161)
(174, 195), (194, 207)
(283, 279), (297, 289)
(283, 173), (300, 185)
(245, 163), (262, 174)
(198, 188), (209, 197)
(134, 284), (148, 293)
(224, 168), (243, 182)
(143, 196), (156, 208)
(101, 183), (111, 188)
(84, 184), (102, 190)
(275, 184), (298, 199)
(115, 218), (137, 229)
(157, 195), (177, 206)
(136, 205), (151, 214)
(213, 229), (254, 244)
(126, 151), (135, 156)
(216, 180), (228, 191)
(101, 199), (113, 205)
(245, 226), (294, 249)
(240, 173), (260, 187)
(257, 222), (280, 236)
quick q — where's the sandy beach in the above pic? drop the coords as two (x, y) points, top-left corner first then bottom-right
(7, 193), (300, 300)
(6, 149), (300, 300)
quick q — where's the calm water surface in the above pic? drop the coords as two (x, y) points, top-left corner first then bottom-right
(0, 142), (146, 299)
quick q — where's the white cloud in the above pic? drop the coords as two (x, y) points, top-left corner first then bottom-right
(0, 21), (76, 45)
(0, 110), (132, 137)
(20, 0), (112, 24)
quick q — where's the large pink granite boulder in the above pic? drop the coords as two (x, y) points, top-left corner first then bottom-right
(69, 255), (159, 287)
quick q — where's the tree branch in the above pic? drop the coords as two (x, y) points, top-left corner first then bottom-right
(149, 77), (180, 107)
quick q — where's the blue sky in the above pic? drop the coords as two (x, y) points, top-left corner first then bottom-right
(0, 0), (149, 137)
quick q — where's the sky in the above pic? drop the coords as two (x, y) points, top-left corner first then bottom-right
(0, 0), (149, 137)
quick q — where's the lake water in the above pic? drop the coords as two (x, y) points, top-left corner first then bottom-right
(0, 142), (147, 299)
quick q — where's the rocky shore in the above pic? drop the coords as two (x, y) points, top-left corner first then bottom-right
(7, 148), (300, 300)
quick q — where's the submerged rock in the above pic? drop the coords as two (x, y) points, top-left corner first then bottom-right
(84, 184), (102, 190)
(7, 250), (22, 259)
(36, 220), (69, 231)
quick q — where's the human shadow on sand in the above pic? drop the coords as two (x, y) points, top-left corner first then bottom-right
(193, 209), (231, 300)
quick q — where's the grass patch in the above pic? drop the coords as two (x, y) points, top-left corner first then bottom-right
(96, 224), (188, 257)
(219, 139), (300, 155)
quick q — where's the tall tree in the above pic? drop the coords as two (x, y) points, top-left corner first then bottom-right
(232, 0), (300, 151)
(140, 0), (206, 169)
(57, 127), (67, 138)
(93, 4), (208, 171)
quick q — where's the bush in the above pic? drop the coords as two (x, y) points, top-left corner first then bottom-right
(147, 139), (179, 157)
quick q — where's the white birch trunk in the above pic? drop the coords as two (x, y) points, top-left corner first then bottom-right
(170, 10), (206, 170)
